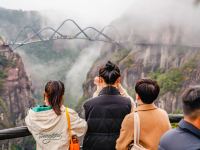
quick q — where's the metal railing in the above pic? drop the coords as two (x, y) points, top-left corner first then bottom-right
(0, 126), (30, 140)
(0, 114), (183, 140)
(168, 114), (183, 123)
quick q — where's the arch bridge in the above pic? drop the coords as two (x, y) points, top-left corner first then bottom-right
(4, 19), (200, 51)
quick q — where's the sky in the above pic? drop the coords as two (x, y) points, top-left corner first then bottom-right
(0, 0), (134, 26)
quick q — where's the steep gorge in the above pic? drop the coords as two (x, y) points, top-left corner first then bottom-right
(80, 6), (200, 113)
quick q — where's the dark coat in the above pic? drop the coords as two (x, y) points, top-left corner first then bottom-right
(83, 86), (132, 150)
(159, 119), (200, 150)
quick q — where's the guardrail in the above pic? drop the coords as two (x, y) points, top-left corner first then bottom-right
(168, 114), (183, 123)
(0, 114), (183, 140)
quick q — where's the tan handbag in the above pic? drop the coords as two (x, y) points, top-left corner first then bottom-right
(66, 108), (80, 150)
(129, 103), (148, 150)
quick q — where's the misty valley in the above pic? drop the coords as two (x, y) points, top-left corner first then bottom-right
(0, 0), (200, 149)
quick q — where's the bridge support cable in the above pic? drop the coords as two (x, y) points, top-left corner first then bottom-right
(6, 18), (200, 51)
(49, 19), (91, 40)
(7, 19), (126, 50)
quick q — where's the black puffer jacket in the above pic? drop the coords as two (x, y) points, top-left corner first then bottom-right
(83, 86), (132, 150)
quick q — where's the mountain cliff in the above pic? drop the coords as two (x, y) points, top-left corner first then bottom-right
(79, 1), (200, 113)
(80, 29), (200, 113)
(0, 42), (35, 129)
(0, 39), (35, 149)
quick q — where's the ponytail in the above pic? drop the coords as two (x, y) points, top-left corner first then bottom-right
(45, 81), (65, 115)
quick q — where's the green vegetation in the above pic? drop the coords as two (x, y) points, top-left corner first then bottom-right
(123, 55), (133, 68)
(111, 49), (130, 63)
(0, 70), (7, 79)
(173, 109), (183, 114)
(171, 123), (178, 128)
(149, 69), (184, 95)
(0, 55), (17, 68)
(11, 145), (22, 150)
(23, 136), (36, 150)
(0, 55), (8, 90)
(182, 58), (197, 73)
(127, 88), (135, 98)
(0, 80), (3, 90)
(64, 94), (78, 108)
(23, 41), (79, 63)
(10, 137), (36, 150)
(0, 97), (7, 112)
(0, 55), (8, 66)
(76, 95), (87, 111)
(148, 55), (199, 95)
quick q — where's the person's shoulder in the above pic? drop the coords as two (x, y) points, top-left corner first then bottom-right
(83, 96), (100, 107)
(66, 107), (76, 113)
(115, 95), (132, 104)
(124, 112), (134, 122)
(160, 128), (179, 144)
(160, 127), (200, 150)
(119, 112), (135, 128)
(162, 128), (178, 137)
(156, 108), (169, 117)
(120, 95), (131, 101)
(84, 96), (97, 103)
(66, 107), (81, 119)
(157, 107), (167, 113)
(155, 108), (171, 126)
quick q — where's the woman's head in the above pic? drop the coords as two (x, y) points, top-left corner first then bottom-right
(44, 80), (65, 115)
(98, 61), (121, 85)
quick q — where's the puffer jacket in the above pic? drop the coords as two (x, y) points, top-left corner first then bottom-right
(25, 105), (87, 150)
(83, 86), (132, 150)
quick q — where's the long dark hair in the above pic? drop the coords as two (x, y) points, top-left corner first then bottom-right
(99, 61), (121, 85)
(45, 80), (65, 115)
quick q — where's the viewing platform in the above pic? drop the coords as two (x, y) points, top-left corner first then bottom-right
(0, 114), (183, 140)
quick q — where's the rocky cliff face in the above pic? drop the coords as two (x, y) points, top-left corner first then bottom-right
(80, 13), (200, 113)
(0, 41), (35, 129)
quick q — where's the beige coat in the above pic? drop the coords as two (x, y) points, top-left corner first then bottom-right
(116, 104), (171, 150)
(25, 105), (87, 150)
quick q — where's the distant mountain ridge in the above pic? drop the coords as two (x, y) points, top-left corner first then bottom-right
(0, 7), (43, 41)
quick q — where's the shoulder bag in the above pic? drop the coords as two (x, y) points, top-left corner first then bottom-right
(129, 103), (148, 150)
(66, 108), (80, 150)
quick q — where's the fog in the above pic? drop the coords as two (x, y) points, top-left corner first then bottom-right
(0, 0), (133, 26)
(65, 43), (101, 102)
(1, 0), (200, 106)
(109, 0), (200, 45)
(126, 0), (200, 29)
